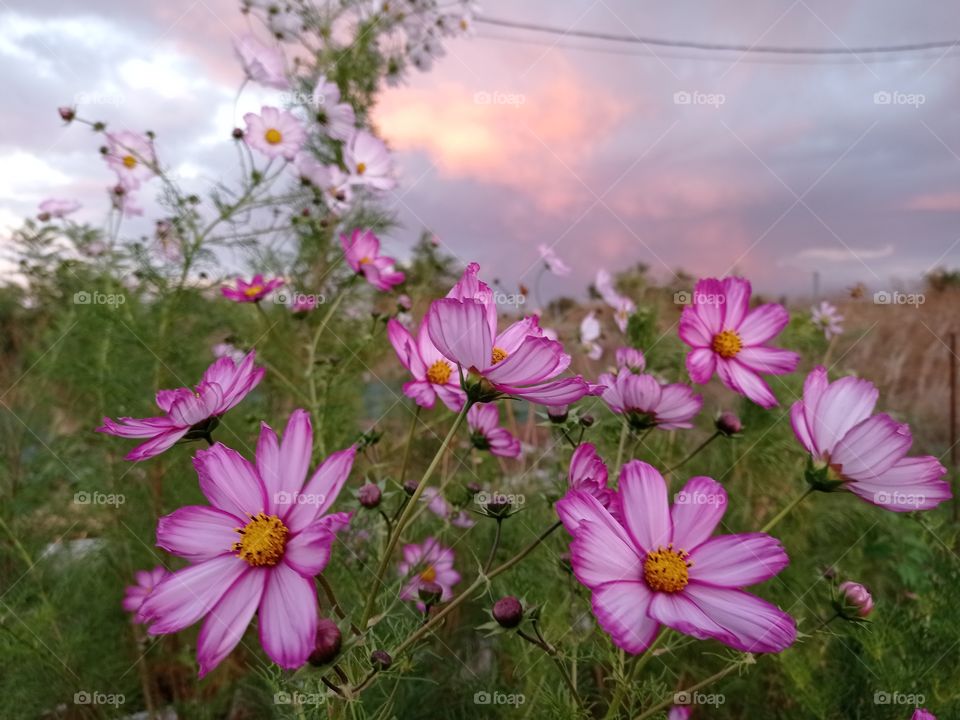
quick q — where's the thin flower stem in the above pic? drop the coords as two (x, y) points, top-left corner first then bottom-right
(358, 402), (471, 629)
(614, 421), (630, 474)
(634, 655), (751, 720)
(306, 287), (349, 454)
(397, 405), (421, 488)
(317, 574), (360, 636)
(603, 630), (671, 720)
(483, 519), (503, 573)
(667, 431), (720, 474)
(760, 487), (815, 534)
(516, 627), (584, 710)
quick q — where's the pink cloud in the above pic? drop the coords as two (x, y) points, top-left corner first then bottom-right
(904, 191), (960, 212)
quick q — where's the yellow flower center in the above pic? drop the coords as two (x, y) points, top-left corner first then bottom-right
(491, 347), (508, 365)
(420, 565), (437, 582)
(643, 545), (691, 593)
(265, 128), (283, 145)
(426, 359), (452, 385)
(356, 162), (367, 175)
(233, 512), (289, 567)
(359, 256), (373, 265)
(460, 18), (469, 30)
(122, 154), (137, 169)
(711, 330), (742, 359)
(243, 284), (264, 298)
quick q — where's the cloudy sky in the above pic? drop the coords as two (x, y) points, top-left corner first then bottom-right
(3, 0), (959, 298)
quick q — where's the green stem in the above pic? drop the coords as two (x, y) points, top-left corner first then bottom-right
(614, 421), (630, 475)
(667, 431), (720, 474)
(397, 405), (421, 488)
(760, 487), (814, 534)
(634, 655), (751, 720)
(358, 401), (471, 629)
(603, 630), (671, 720)
(483, 519), (503, 573)
(516, 628), (584, 710)
(306, 288), (349, 454)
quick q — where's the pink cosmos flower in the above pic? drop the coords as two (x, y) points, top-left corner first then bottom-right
(37, 198), (81, 220)
(913, 710), (937, 720)
(790, 366), (950, 512)
(234, 33), (289, 89)
(668, 708), (692, 720)
(838, 581), (874, 617)
(322, 164), (354, 214)
(421, 487), (475, 528)
(213, 342), (245, 363)
(398, 537), (461, 612)
(599, 369), (702, 431)
(123, 566), (170, 623)
(567, 442), (614, 510)
(426, 264), (597, 407)
(680, 277), (799, 409)
(313, 75), (356, 141)
(387, 317), (465, 411)
(344, 130), (396, 190)
(290, 293), (318, 314)
(557, 462), (796, 654)
(467, 404), (521, 458)
(616, 347), (646, 373)
(811, 300), (843, 340)
(222, 274), (285, 303)
(244, 106), (306, 161)
(140, 410), (356, 676)
(97, 351), (264, 461)
(110, 185), (143, 217)
(105, 131), (156, 190)
(538, 243), (571, 276)
(341, 228), (405, 291)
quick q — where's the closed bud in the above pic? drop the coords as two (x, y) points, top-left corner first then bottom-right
(58, 106), (76, 122)
(358, 483), (381, 509)
(232, 127), (244, 140)
(466, 482), (482, 496)
(836, 581), (874, 619)
(418, 580), (443, 606)
(308, 618), (342, 666)
(579, 414), (595, 428)
(403, 479), (418, 496)
(484, 493), (512, 519)
(492, 596), (523, 628)
(370, 649), (392, 670)
(715, 411), (742, 437)
(547, 405), (568, 424)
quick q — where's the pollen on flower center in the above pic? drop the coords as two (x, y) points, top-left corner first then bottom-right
(243, 285), (264, 298)
(233, 512), (289, 567)
(426, 359), (452, 385)
(491, 347), (508, 364)
(359, 256), (373, 265)
(711, 330), (742, 359)
(122, 154), (137, 169)
(264, 128), (283, 145)
(643, 545), (691, 593)
(356, 162), (367, 175)
(420, 565), (437, 582)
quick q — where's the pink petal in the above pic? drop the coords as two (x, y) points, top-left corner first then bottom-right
(434, 383), (466, 412)
(716, 359), (778, 408)
(258, 563), (318, 668)
(721, 277), (751, 329)
(832, 414), (911, 480)
(736, 304), (789, 345)
(125, 428), (190, 461)
(387, 318), (425, 376)
(467, 403), (498, 433)
(590, 580), (660, 653)
(678, 307), (712, 348)
(402, 380), (438, 409)
(847, 456), (950, 511)
(618, 461), (672, 553)
(197, 568), (267, 677)
(257, 422), (286, 512)
(157, 506), (240, 561)
(426, 298), (493, 372)
(689, 533), (789, 586)
(654, 384), (703, 429)
(682, 584), (797, 653)
(286, 446), (357, 531)
(736, 347), (799, 376)
(648, 590), (735, 646)
(194, 443), (267, 518)
(692, 278), (724, 335)
(496, 377), (593, 406)
(142, 555), (246, 634)
(277, 409), (313, 503)
(283, 513), (351, 577)
(556, 490), (635, 549)
(486, 427), (521, 458)
(569, 518), (643, 588)
(484, 336), (567, 385)
(685, 347), (716, 385)
(808, 374), (879, 456)
(670, 476), (727, 550)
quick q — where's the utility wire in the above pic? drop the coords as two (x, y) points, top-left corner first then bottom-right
(476, 30), (960, 66)
(476, 16), (960, 57)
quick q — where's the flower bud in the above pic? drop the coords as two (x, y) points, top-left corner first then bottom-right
(308, 618), (342, 666)
(579, 414), (595, 428)
(403, 479), (418, 496)
(358, 483), (381, 509)
(547, 405), (568, 424)
(492, 596), (523, 628)
(837, 581), (874, 618)
(58, 106), (76, 122)
(418, 580), (443, 606)
(397, 294), (412, 311)
(715, 411), (743, 437)
(484, 493), (511, 519)
(370, 649), (392, 670)
(232, 127), (244, 140)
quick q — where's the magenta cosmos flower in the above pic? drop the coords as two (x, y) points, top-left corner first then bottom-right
(557, 462), (796, 653)
(222, 274), (284, 303)
(467, 404), (520, 458)
(599, 369), (702, 431)
(680, 277), (799, 409)
(123, 566), (170, 623)
(234, 33), (289, 89)
(421, 487), (475, 528)
(568, 442), (615, 510)
(426, 264), (597, 407)
(344, 130), (395, 190)
(913, 710), (937, 720)
(97, 351), (264, 461)
(387, 316), (465, 412)
(791, 366), (950, 512)
(341, 228), (405, 291)
(616, 347), (646, 373)
(398, 537), (461, 612)
(244, 106), (305, 161)
(105, 131), (156, 190)
(140, 410), (356, 676)
(838, 580), (874, 617)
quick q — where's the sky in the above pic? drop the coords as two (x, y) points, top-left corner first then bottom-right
(2, 0), (959, 299)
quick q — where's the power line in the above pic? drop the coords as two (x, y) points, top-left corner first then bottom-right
(476, 16), (960, 57)
(476, 30), (960, 65)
